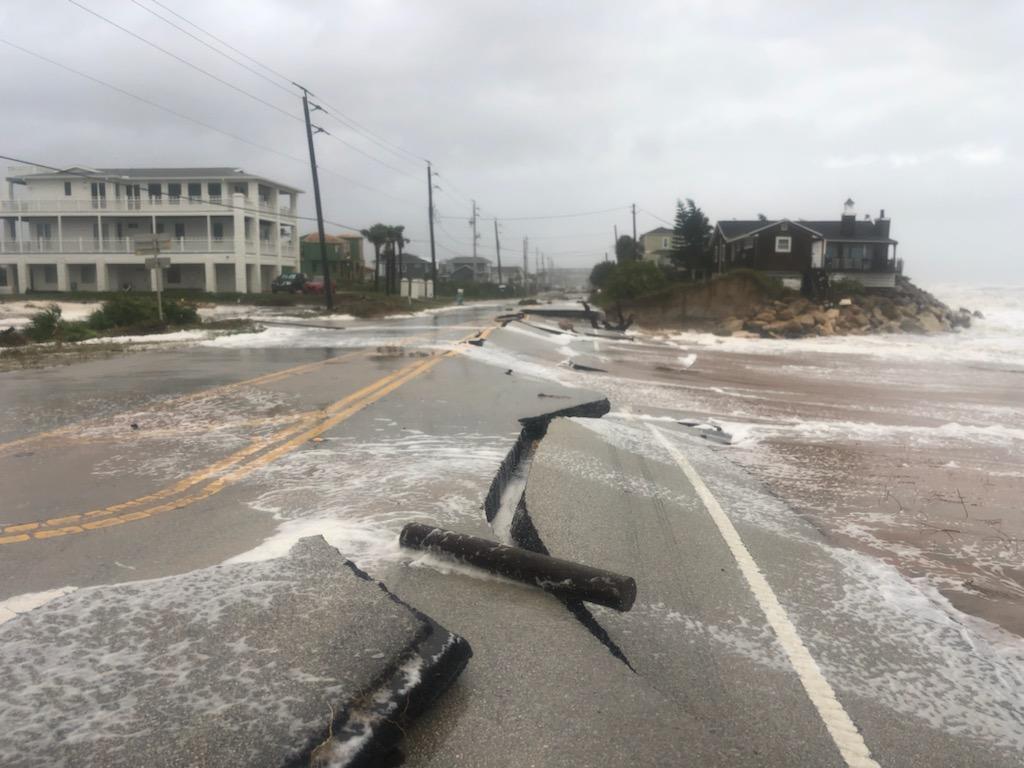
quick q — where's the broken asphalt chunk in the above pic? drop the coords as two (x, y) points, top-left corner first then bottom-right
(0, 536), (471, 768)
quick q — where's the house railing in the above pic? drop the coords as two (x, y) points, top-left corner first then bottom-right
(0, 237), (236, 255)
(823, 256), (897, 273)
(0, 198), (296, 217)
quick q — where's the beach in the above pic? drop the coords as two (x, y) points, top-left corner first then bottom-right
(634, 283), (1024, 636)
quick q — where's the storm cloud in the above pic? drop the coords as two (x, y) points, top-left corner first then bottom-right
(1, 0), (1019, 282)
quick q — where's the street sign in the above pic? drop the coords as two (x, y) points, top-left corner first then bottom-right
(144, 256), (172, 269)
(134, 235), (171, 257)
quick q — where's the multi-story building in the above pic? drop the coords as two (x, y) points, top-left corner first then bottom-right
(0, 166), (301, 294)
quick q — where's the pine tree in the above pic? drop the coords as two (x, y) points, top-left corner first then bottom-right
(670, 198), (712, 277)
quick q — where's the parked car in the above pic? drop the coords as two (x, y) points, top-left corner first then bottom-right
(302, 276), (335, 295)
(271, 272), (307, 293)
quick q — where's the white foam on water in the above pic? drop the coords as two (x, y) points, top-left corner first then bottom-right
(0, 587), (78, 626)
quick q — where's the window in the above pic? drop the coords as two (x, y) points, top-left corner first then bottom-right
(212, 222), (224, 240)
(187, 183), (202, 200)
(148, 183), (162, 201)
(174, 223), (185, 239)
(156, 223), (165, 234)
(662, 237), (670, 248)
(43, 265), (58, 284)
(37, 222), (52, 239)
(0, 268), (7, 287)
(233, 183), (247, 196)
(166, 265), (181, 284)
(64, 182), (72, 196)
(775, 236), (792, 253)
(168, 183), (181, 204)
(80, 265), (96, 284)
(208, 182), (222, 199)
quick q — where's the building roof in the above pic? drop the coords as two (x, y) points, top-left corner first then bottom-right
(399, 252), (429, 265)
(642, 227), (674, 237)
(446, 256), (492, 265)
(716, 218), (896, 244)
(8, 166), (302, 193)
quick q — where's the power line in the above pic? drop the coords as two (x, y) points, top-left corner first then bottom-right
(0, 40), (417, 207)
(640, 208), (675, 227)
(69, 1), (422, 184)
(129, 0), (296, 97)
(145, 0), (424, 167)
(437, 205), (630, 222)
(67, 0), (302, 126)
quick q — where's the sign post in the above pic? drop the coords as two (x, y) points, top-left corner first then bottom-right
(135, 235), (171, 322)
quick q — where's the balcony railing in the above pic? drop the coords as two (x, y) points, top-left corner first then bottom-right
(0, 237), (237, 255)
(823, 256), (897, 273)
(0, 197), (296, 217)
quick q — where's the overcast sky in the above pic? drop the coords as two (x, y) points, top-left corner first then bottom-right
(2, 0), (1020, 283)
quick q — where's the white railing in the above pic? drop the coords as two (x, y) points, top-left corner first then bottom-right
(0, 237), (236, 255)
(0, 198), (296, 217)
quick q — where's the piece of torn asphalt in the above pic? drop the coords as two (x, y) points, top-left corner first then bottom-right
(0, 536), (471, 768)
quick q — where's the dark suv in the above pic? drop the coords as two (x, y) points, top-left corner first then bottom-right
(271, 272), (308, 293)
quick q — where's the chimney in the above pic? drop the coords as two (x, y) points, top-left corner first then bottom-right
(840, 198), (856, 236)
(875, 208), (890, 239)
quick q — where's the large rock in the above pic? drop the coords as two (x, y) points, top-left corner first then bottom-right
(917, 311), (944, 333)
(795, 313), (816, 328)
(0, 537), (471, 768)
(717, 316), (745, 335)
(776, 307), (796, 321)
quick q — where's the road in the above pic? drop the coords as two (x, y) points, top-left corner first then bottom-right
(1, 302), (1021, 766)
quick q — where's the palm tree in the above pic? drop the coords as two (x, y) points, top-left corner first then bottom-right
(361, 223), (390, 292)
(392, 225), (409, 293)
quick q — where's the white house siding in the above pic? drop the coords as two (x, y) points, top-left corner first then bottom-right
(1, 169), (300, 294)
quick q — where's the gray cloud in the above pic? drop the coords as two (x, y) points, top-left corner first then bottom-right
(1, 0), (1020, 282)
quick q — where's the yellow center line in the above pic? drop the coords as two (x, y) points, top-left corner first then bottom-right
(0, 349), (367, 455)
(0, 328), (483, 545)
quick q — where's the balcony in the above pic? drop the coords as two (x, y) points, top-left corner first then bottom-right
(0, 237), (237, 255)
(0, 197), (296, 218)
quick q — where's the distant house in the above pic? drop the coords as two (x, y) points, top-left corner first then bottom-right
(711, 200), (900, 289)
(441, 255), (493, 282)
(639, 227), (675, 267)
(300, 232), (364, 281)
(396, 252), (431, 279)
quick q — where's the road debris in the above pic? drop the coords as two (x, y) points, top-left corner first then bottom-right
(400, 522), (637, 611)
(0, 536), (471, 768)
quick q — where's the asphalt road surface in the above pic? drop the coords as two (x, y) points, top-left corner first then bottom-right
(1, 302), (1021, 766)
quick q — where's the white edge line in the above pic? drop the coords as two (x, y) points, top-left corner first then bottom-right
(645, 423), (880, 768)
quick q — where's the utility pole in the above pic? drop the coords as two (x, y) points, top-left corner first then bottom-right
(523, 236), (529, 293)
(493, 219), (503, 285)
(631, 203), (638, 261)
(296, 84), (333, 311)
(536, 247), (541, 289)
(426, 162), (437, 284)
(469, 200), (479, 259)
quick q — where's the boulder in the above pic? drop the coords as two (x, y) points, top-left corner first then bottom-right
(720, 316), (745, 334)
(817, 321), (835, 337)
(900, 317), (926, 334)
(917, 311), (944, 333)
(754, 310), (776, 323)
(795, 313), (816, 328)
(878, 301), (901, 320)
(776, 307), (795, 321)
(825, 308), (840, 320)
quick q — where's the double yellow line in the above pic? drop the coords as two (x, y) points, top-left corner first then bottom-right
(0, 340), (477, 545)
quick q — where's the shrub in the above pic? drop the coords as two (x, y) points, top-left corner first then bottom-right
(25, 304), (64, 342)
(831, 277), (865, 296)
(603, 261), (665, 302)
(589, 261), (616, 290)
(88, 294), (198, 330)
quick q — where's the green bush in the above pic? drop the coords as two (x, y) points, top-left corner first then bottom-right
(88, 294), (198, 330)
(60, 322), (98, 342)
(25, 304), (64, 342)
(589, 261), (616, 290)
(603, 261), (666, 302)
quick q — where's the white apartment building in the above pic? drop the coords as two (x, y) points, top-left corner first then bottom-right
(0, 166), (301, 294)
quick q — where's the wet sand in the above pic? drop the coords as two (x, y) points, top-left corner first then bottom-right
(598, 333), (1024, 636)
